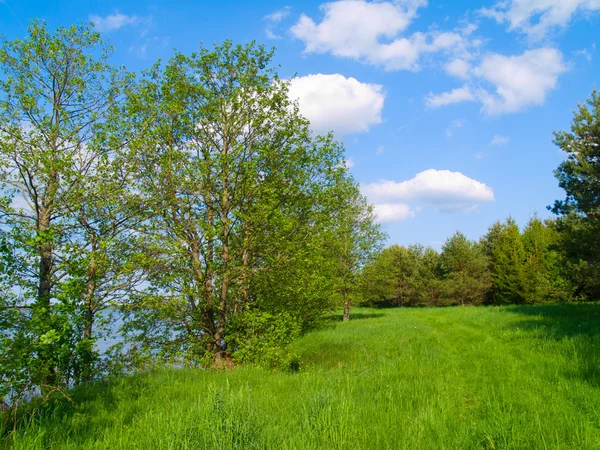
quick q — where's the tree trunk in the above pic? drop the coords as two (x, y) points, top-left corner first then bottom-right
(37, 206), (56, 392)
(343, 298), (350, 321)
(81, 251), (97, 382)
(213, 128), (231, 366)
(236, 229), (250, 314)
(37, 208), (53, 308)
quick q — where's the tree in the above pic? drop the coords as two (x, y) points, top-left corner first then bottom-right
(440, 232), (490, 306)
(0, 21), (130, 393)
(483, 218), (525, 304)
(392, 246), (421, 307)
(415, 247), (443, 307)
(551, 89), (600, 299)
(359, 244), (441, 307)
(359, 245), (403, 306)
(521, 216), (567, 303)
(326, 176), (383, 321)
(119, 41), (369, 365)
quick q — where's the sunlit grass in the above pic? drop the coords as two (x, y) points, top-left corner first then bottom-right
(3, 303), (600, 449)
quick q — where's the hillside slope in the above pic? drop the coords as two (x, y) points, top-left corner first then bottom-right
(3, 304), (600, 449)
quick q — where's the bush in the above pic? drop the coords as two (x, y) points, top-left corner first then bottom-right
(227, 310), (302, 372)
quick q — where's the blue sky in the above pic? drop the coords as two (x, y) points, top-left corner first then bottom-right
(1, 0), (598, 248)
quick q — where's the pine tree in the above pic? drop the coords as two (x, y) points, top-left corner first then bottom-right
(551, 89), (600, 299)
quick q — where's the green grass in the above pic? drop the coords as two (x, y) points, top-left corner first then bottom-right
(3, 303), (600, 449)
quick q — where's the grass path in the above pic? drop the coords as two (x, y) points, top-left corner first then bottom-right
(3, 304), (600, 449)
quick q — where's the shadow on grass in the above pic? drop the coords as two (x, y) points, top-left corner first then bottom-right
(326, 312), (385, 322)
(1, 373), (149, 445)
(505, 302), (600, 386)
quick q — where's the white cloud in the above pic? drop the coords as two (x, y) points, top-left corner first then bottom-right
(265, 6), (291, 39)
(376, 145), (385, 155)
(373, 203), (415, 223)
(476, 48), (566, 114)
(344, 158), (355, 169)
(89, 12), (140, 32)
(290, 0), (471, 71)
(265, 6), (291, 22)
(426, 86), (475, 108)
(265, 29), (282, 40)
(480, 0), (600, 39)
(288, 73), (385, 135)
(362, 169), (495, 214)
(444, 58), (470, 79)
(491, 134), (510, 145)
(426, 48), (566, 115)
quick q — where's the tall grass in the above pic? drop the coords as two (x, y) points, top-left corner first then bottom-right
(3, 303), (600, 449)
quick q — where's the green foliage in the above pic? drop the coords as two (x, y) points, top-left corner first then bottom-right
(551, 89), (600, 300)
(116, 39), (377, 364)
(483, 218), (525, 304)
(359, 244), (429, 307)
(360, 235), (490, 307)
(0, 19), (132, 399)
(227, 310), (302, 371)
(323, 176), (385, 320)
(521, 217), (570, 302)
(439, 232), (490, 306)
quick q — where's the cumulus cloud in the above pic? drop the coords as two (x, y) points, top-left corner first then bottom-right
(491, 134), (510, 145)
(288, 73), (385, 135)
(444, 58), (471, 79)
(373, 203), (415, 223)
(426, 48), (567, 115)
(362, 169), (495, 218)
(480, 0), (600, 40)
(476, 48), (566, 114)
(290, 0), (471, 71)
(426, 86), (475, 108)
(89, 12), (141, 32)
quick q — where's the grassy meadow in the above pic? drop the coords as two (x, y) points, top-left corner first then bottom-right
(3, 303), (600, 449)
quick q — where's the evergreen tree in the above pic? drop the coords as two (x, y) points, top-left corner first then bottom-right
(521, 217), (568, 303)
(416, 247), (443, 307)
(440, 232), (490, 306)
(551, 89), (600, 299)
(485, 218), (525, 304)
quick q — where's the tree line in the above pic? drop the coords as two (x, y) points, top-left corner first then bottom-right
(359, 90), (600, 308)
(0, 22), (382, 405)
(359, 217), (562, 307)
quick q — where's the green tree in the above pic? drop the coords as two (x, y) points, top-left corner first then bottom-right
(0, 21), (130, 392)
(483, 218), (525, 304)
(440, 232), (490, 306)
(359, 244), (434, 307)
(326, 176), (384, 321)
(551, 89), (600, 299)
(415, 247), (443, 307)
(521, 216), (567, 303)
(359, 245), (403, 306)
(119, 41), (368, 365)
